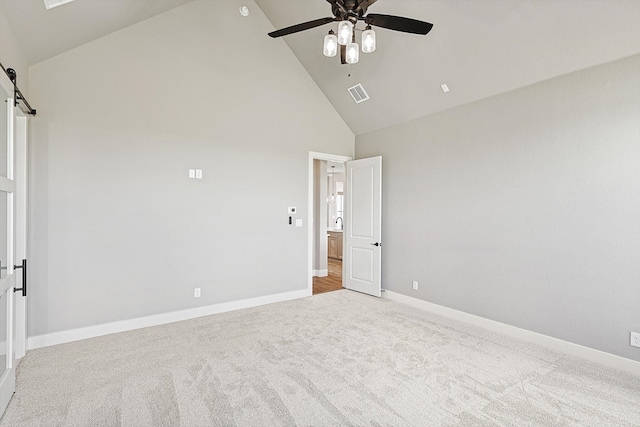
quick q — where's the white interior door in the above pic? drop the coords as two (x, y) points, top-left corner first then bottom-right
(0, 85), (17, 415)
(343, 156), (382, 297)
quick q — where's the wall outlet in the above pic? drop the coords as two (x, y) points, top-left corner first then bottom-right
(194, 288), (201, 298)
(412, 280), (418, 290)
(195, 169), (203, 179)
(631, 331), (640, 348)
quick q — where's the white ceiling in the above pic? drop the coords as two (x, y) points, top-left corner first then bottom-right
(2, 0), (640, 136)
(0, 0), (193, 65)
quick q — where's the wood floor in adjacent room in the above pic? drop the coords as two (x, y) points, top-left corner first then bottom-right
(313, 258), (342, 295)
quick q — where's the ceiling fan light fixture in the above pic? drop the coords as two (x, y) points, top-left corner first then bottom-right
(267, 1), (433, 67)
(323, 30), (338, 57)
(362, 25), (376, 53)
(346, 42), (360, 64)
(337, 21), (353, 46)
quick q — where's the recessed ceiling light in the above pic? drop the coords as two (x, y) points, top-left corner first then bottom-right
(43, 0), (76, 10)
(239, 6), (250, 17)
(440, 83), (450, 93)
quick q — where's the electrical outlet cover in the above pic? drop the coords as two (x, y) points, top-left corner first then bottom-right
(631, 331), (640, 348)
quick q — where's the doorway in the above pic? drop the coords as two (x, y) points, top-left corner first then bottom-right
(308, 152), (351, 296)
(314, 161), (345, 294)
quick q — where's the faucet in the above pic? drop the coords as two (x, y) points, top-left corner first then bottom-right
(335, 217), (343, 230)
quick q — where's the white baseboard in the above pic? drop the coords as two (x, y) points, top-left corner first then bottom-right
(383, 290), (640, 377)
(28, 289), (311, 351)
(313, 269), (328, 277)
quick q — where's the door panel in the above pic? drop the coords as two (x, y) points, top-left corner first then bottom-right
(351, 247), (374, 282)
(0, 89), (7, 179)
(0, 293), (7, 371)
(13, 114), (27, 360)
(344, 156), (382, 297)
(350, 167), (374, 237)
(0, 191), (6, 281)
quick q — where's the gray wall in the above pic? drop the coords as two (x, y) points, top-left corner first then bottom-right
(356, 54), (640, 360)
(27, 0), (354, 336)
(313, 160), (328, 274)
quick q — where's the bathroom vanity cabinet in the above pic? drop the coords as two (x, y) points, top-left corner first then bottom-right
(328, 231), (343, 260)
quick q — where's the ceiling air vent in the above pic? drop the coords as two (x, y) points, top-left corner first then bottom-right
(347, 83), (370, 104)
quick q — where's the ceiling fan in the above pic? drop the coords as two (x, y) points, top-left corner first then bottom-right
(268, 0), (433, 65)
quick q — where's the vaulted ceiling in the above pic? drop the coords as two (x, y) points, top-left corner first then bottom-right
(2, 0), (640, 135)
(256, 0), (640, 135)
(0, 0), (193, 64)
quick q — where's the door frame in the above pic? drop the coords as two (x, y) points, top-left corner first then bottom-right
(307, 151), (352, 295)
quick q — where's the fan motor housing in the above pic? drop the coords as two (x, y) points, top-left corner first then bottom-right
(332, 0), (369, 20)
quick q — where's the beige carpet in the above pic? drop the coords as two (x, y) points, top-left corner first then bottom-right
(1, 290), (639, 426)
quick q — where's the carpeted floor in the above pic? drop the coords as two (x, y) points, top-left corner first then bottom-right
(1, 290), (639, 426)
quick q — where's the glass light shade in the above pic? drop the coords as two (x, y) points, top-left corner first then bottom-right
(337, 21), (353, 46)
(346, 42), (359, 64)
(323, 33), (338, 57)
(362, 28), (376, 53)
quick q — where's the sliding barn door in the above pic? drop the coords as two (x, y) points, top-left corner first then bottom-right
(0, 85), (17, 415)
(343, 156), (382, 297)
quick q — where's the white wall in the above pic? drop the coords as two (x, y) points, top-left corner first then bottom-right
(327, 170), (344, 229)
(27, 0), (354, 337)
(356, 54), (640, 361)
(0, 8), (29, 96)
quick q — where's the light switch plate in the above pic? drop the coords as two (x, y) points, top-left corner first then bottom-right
(631, 331), (640, 348)
(195, 169), (203, 179)
(188, 169), (195, 179)
(295, 219), (303, 227)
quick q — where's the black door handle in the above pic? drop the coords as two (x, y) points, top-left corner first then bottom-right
(13, 259), (27, 297)
(371, 242), (380, 246)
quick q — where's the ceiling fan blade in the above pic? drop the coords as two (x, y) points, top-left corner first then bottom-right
(365, 14), (433, 35)
(268, 17), (336, 38)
